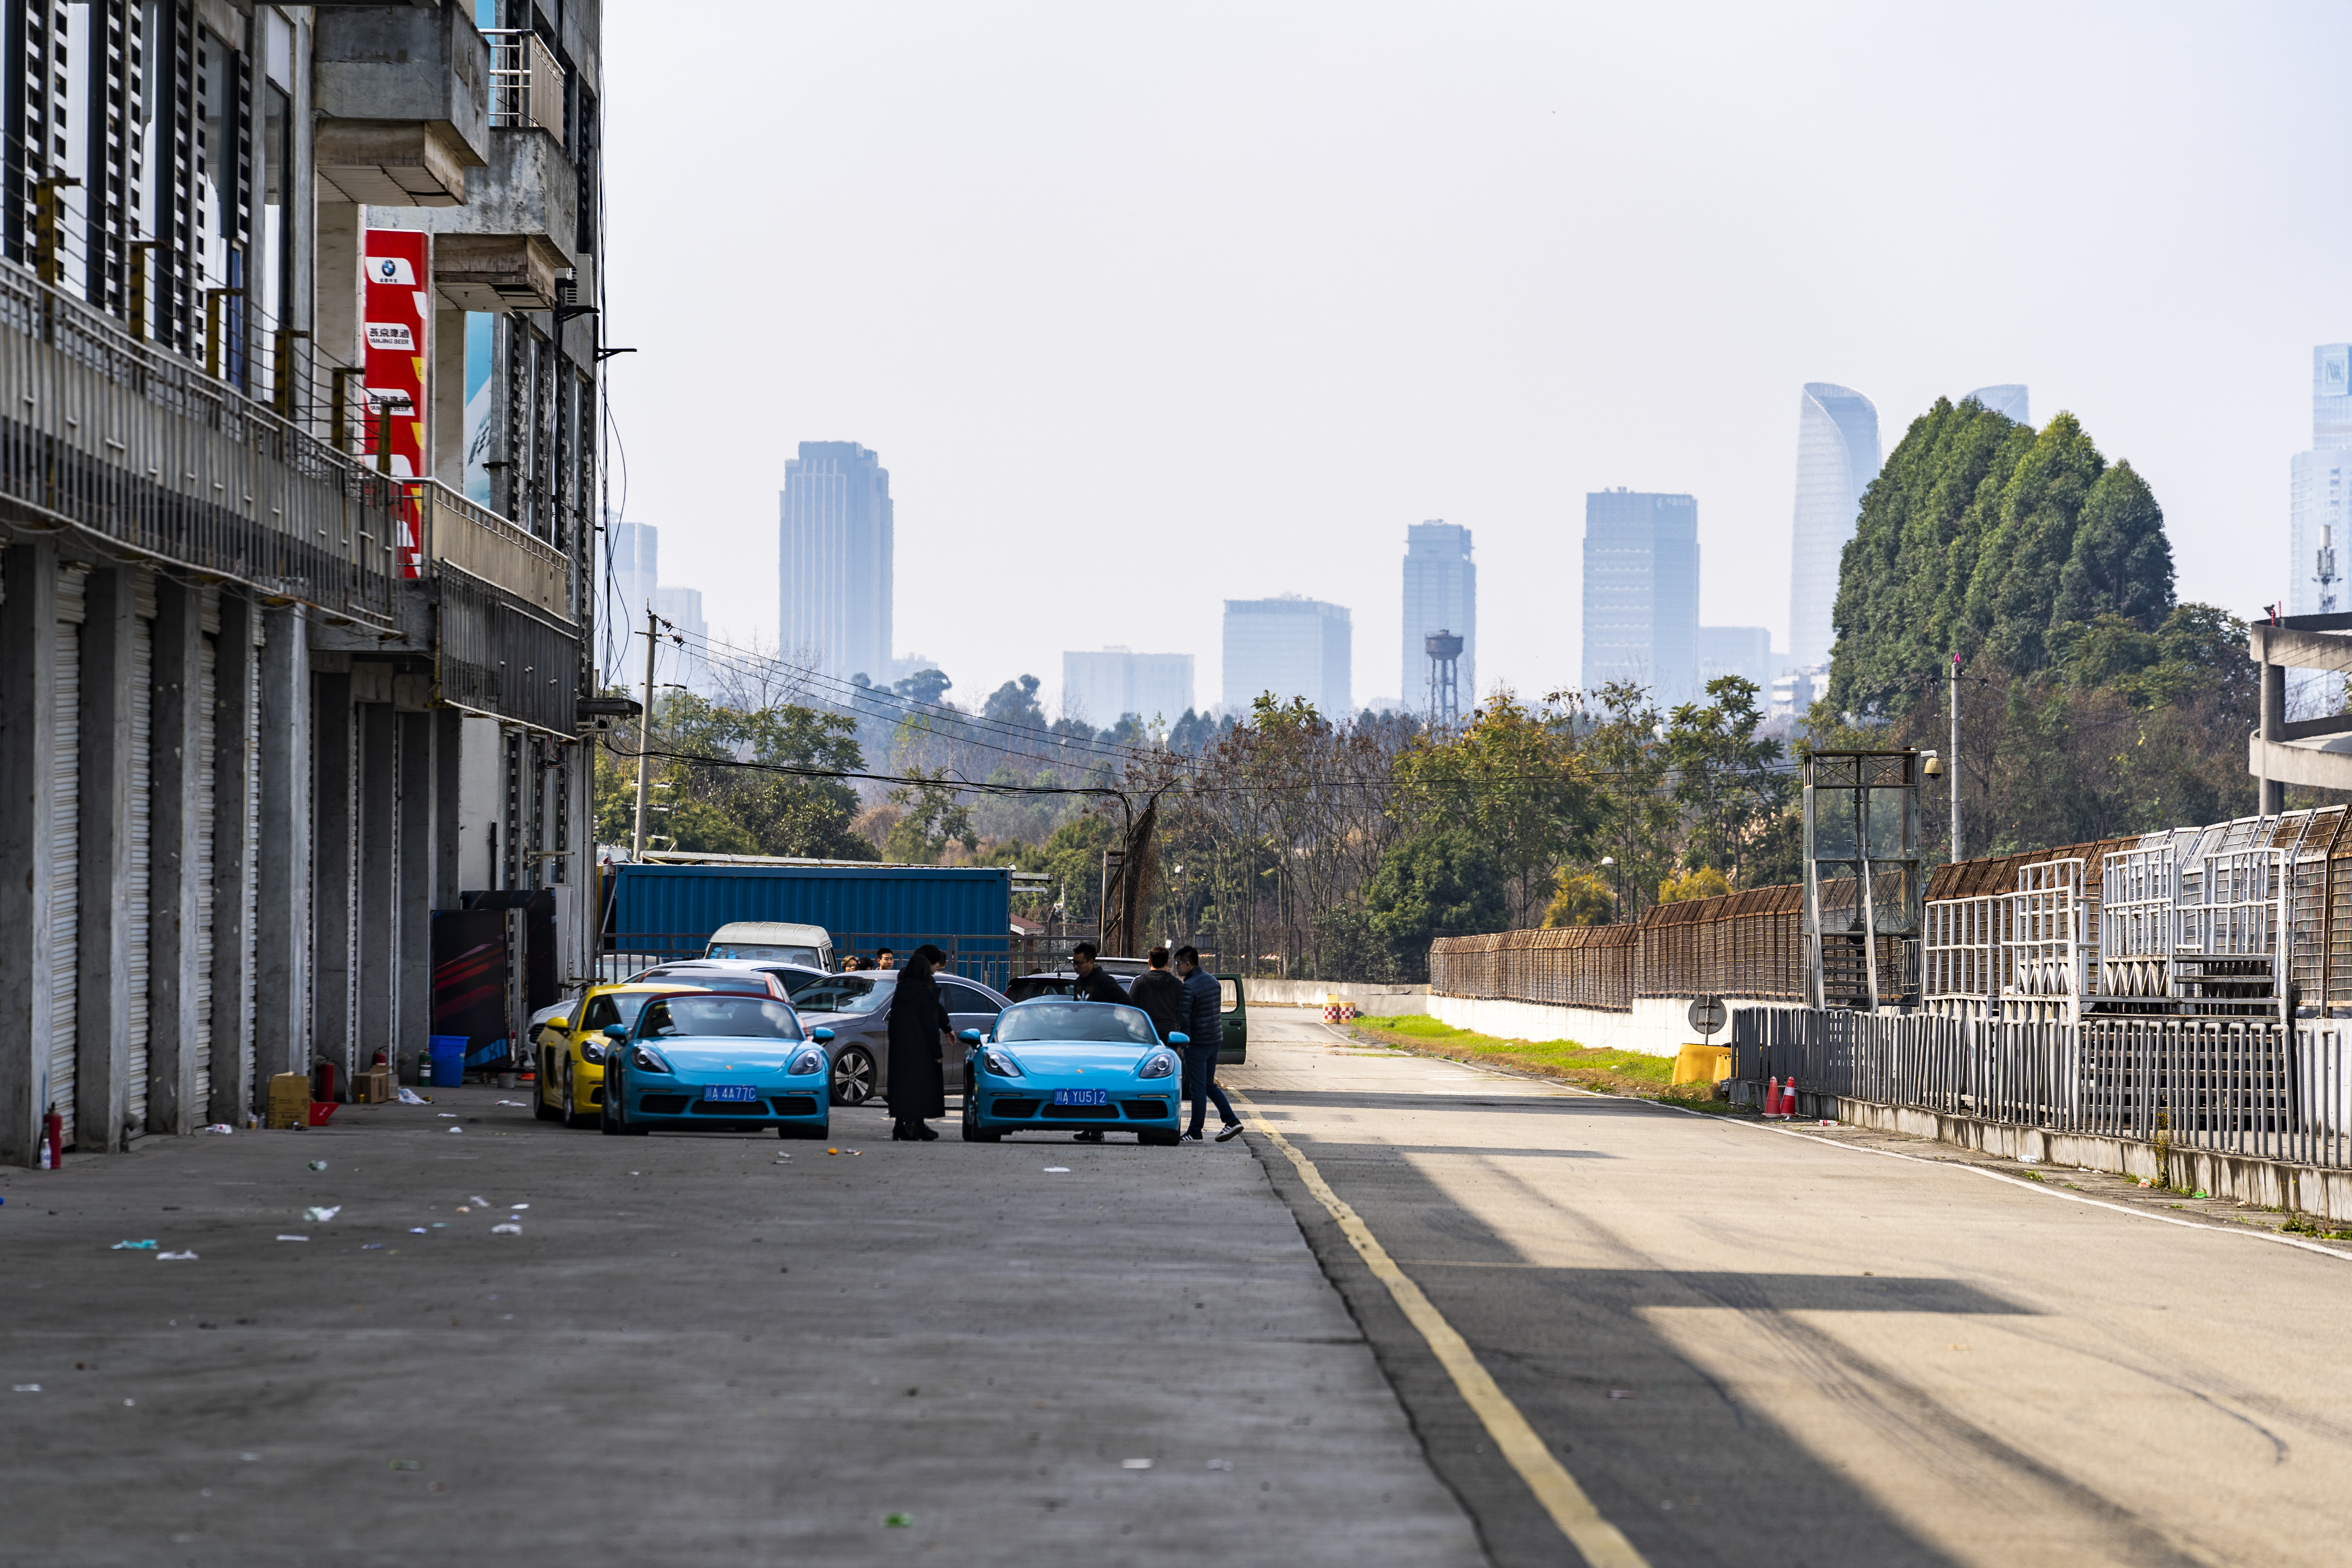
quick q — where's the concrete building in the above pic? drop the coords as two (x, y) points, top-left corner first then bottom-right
(1966, 384), (2031, 425)
(1223, 597), (1351, 717)
(1787, 384), (1880, 674)
(1583, 490), (1700, 707)
(1062, 647), (1195, 730)
(0, 3), (606, 1166)
(2287, 348), (2352, 715)
(1401, 521), (1475, 715)
(779, 441), (893, 684)
(1698, 626), (1775, 694)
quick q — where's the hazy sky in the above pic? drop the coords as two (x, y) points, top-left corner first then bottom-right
(601, 2), (2348, 718)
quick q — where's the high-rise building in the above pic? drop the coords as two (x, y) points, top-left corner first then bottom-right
(2288, 348), (2352, 715)
(1062, 648), (1196, 729)
(1223, 597), (1351, 716)
(779, 441), (894, 683)
(1965, 384), (2031, 425)
(1401, 521), (1475, 715)
(653, 586), (710, 697)
(1787, 384), (1881, 673)
(1698, 626), (1774, 693)
(1583, 490), (1700, 706)
(605, 521), (659, 685)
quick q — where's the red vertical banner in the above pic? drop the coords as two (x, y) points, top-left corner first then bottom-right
(362, 228), (431, 574)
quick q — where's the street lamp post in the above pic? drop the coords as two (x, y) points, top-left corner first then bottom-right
(1601, 856), (1619, 923)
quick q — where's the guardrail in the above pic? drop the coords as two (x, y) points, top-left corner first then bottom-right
(1735, 1005), (2352, 1170)
(0, 258), (404, 623)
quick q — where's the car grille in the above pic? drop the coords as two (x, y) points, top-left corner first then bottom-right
(690, 1098), (777, 1116)
(989, 1098), (1041, 1118)
(639, 1094), (692, 1114)
(1122, 1099), (1170, 1118)
(1040, 1103), (1121, 1120)
(773, 1094), (822, 1116)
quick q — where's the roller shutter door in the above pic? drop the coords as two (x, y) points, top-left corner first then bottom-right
(126, 606), (152, 1132)
(243, 621), (260, 1102)
(195, 634), (216, 1116)
(49, 572), (82, 1146)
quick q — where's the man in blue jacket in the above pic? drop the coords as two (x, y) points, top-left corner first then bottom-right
(1175, 946), (1241, 1143)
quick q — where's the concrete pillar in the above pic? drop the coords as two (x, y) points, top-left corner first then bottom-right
(433, 303), (466, 491)
(358, 701), (399, 1075)
(0, 542), (59, 1167)
(209, 592), (256, 1126)
(312, 672), (356, 1082)
(398, 711), (437, 1082)
(433, 707), (464, 907)
(77, 569), (138, 1152)
(253, 604), (312, 1100)
(2261, 658), (2287, 817)
(147, 579), (205, 1135)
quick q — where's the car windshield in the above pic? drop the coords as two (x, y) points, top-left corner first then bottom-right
(638, 996), (805, 1041)
(706, 943), (822, 964)
(634, 965), (774, 996)
(786, 973), (896, 1014)
(1006, 976), (1075, 1002)
(995, 1001), (1159, 1045)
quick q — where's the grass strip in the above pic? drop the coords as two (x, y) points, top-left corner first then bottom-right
(1345, 1014), (1739, 1111)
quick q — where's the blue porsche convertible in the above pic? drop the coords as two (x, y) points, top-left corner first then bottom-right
(599, 991), (835, 1140)
(959, 998), (1185, 1144)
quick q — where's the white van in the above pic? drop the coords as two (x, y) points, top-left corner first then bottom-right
(703, 921), (834, 969)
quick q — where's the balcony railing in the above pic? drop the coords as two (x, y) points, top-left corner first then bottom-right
(0, 260), (404, 625)
(401, 477), (572, 623)
(485, 30), (565, 142)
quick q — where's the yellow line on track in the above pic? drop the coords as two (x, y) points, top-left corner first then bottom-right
(1232, 1089), (1650, 1568)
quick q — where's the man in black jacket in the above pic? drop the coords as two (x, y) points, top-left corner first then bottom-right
(1068, 942), (1130, 1142)
(1176, 946), (1241, 1142)
(1128, 947), (1185, 1042)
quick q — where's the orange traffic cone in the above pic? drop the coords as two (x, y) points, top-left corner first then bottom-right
(1764, 1076), (1781, 1117)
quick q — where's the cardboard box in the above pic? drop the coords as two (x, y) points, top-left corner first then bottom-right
(352, 1067), (395, 1105)
(265, 1072), (310, 1129)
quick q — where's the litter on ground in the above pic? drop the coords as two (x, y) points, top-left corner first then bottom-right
(1206, 1459), (1232, 1471)
(437, 1113), (456, 1119)
(495, 1100), (527, 1107)
(469, 1196), (490, 1206)
(491, 1223), (522, 1236)
(1042, 1167), (1070, 1174)
(307, 1161), (327, 1171)
(111, 1240), (158, 1250)
(362, 1243), (385, 1250)
(408, 1227), (427, 1234)
(276, 1235), (309, 1243)
(158, 1250), (198, 1261)
(446, 1127), (463, 1134)
(1122, 1458), (1152, 1470)
(303, 1205), (341, 1223)
(396, 1088), (428, 1105)
(199, 1124), (234, 1135)
(884, 1513), (913, 1528)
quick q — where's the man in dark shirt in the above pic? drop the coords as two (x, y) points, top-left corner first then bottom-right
(1068, 942), (1130, 1142)
(1128, 947), (1185, 1042)
(1176, 945), (1241, 1142)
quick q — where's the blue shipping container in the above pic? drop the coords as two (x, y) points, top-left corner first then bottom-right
(609, 863), (1013, 985)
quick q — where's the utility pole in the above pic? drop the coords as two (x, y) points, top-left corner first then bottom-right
(631, 603), (659, 859)
(1949, 652), (1962, 863)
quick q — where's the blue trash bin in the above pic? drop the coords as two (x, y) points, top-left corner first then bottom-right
(428, 1036), (468, 1088)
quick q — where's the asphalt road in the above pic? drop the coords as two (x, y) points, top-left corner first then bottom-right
(10, 1012), (2351, 1568)
(1226, 1009), (2352, 1568)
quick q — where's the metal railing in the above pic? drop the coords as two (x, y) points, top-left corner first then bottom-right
(0, 259), (405, 624)
(485, 30), (566, 142)
(402, 477), (571, 621)
(436, 569), (582, 736)
(1735, 1006), (2352, 1170)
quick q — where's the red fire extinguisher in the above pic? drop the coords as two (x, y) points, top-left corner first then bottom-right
(42, 1105), (63, 1170)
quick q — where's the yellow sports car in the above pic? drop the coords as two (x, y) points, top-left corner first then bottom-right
(534, 982), (710, 1128)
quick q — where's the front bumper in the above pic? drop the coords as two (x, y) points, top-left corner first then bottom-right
(971, 1083), (1178, 1131)
(619, 1075), (829, 1127)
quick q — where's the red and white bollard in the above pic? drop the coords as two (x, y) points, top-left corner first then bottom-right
(1764, 1076), (1781, 1117)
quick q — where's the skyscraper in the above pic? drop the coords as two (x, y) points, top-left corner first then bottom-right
(605, 521), (659, 685)
(1965, 384), (2031, 425)
(1223, 597), (1351, 716)
(1697, 625), (1773, 692)
(1061, 648), (1195, 729)
(779, 441), (894, 682)
(1401, 521), (1475, 716)
(2289, 348), (2352, 715)
(653, 586), (710, 696)
(1583, 490), (1700, 706)
(1786, 383), (1881, 673)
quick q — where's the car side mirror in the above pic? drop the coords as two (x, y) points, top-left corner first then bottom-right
(1168, 1032), (1189, 1046)
(958, 1028), (983, 1044)
(602, 1024), (628, 1041)
(810, 1028), (835, 1043)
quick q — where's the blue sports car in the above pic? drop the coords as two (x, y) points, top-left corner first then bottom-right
(599, 991), (835, 1140)
(959, 999), (1185, 1145)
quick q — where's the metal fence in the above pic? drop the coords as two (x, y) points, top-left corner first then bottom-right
(1428, 925), (1636, 1011)
(437, 568), (583, 736)
(0, 260), (404, 624)
(1734, 1005), (2352, 1170)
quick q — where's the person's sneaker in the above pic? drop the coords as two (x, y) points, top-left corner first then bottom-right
(1180, 1131), (1203, 1142)
(1216, 1122), (1245, 1142)
(1072, 1129), (1105, 1143)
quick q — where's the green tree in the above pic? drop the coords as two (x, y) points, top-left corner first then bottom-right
(982, 674), (1047, 730)
(1394, 689), (1601, 929)
(1581, 681), (1678, 923)
(2052, 461), (2173, 628)
(886, 768), (978, 863)
(1541, 871), (1614, 927)
(1663, 675), (1790, 886)
(1366, 828), (1507, 980)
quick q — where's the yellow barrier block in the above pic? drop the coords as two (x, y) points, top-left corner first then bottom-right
(1671, 1044), (1731, 1086)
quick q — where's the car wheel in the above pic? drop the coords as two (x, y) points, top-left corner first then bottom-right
(563, 1067), (597, 1129)
(1138, 1129), (1180, 1147)
(779, 1122), (828, 1141)
(831, 1046), (877, 1107)
(599, 1093), (621, 1136)
(962, 1095), (1002, 1143)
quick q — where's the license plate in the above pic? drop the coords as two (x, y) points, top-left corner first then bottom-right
(702, 1085), (760, 1102)
(1053, 1088), (1109, 1107)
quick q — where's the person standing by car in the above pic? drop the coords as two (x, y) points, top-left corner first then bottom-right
(1176, 945), (1241, 1142)
(1068, 942), (1126, 1004)
(875, 947), (897, 972)
(1129, 947), (1184, 1041)
(886, 944), (951, 1141)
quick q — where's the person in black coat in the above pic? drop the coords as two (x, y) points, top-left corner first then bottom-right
(887, 944), (953, 1142)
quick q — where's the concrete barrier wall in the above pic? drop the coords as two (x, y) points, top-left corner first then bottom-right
(1246, 980), (1430, 1013)
(1421, 995), (1806, 1056)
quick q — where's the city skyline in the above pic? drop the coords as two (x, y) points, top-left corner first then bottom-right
(1787, 383), (1880, 673)
(1223, 596), (1352, 718)
(1401, 521), (1475, 720)
(778, 441), (895, 686)
(1061, 646), (1195, 729)
(1582, 489), (1700, 707)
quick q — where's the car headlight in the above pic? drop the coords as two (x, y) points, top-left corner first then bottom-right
(1138, 1051), (1178, 1080)
(580, 1040), (606, 1065)
(788, 1046), (826, 1076)
(980, 1048), (1024, 1078)
(630, 1045), (672, 1073)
